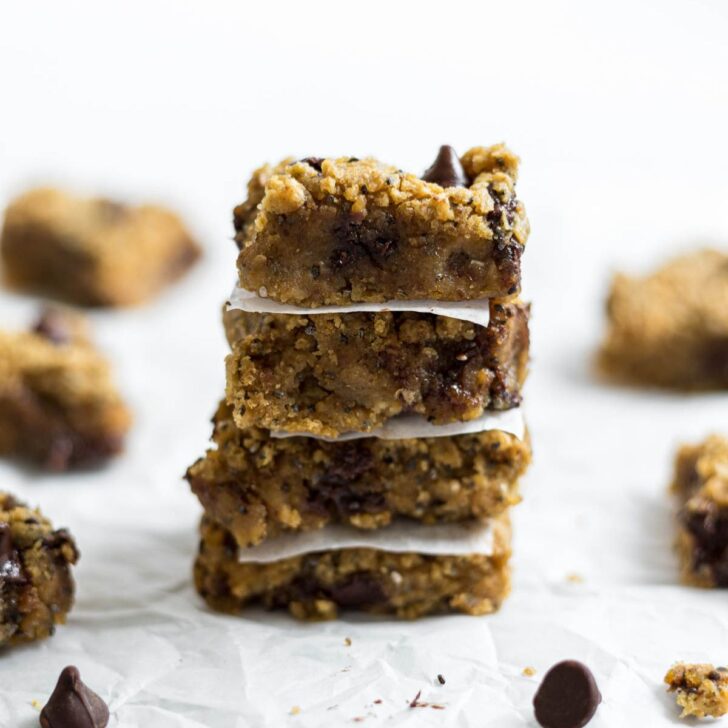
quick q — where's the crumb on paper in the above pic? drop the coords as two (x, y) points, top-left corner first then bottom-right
(344, 637), (352, 646)
(31, 699), (42, 711)
(374, 699), (382, 705)
(290, 706), (301, 716)
(522, 666), (537, 677)
(664, 662), (728, 718)
(437, 674), (446, 685)
(409, 690), (422, 708)
(408, 689), (446, 710)
(566, 572), (584, 583)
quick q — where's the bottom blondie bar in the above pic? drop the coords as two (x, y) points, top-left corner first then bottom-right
(0, 492), (78, 646)
(194, 515), (511, 620)
(671, 435), (728, 588)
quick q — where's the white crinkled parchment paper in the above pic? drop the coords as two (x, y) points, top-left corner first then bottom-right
(228, 284), (492, 328)
(0, 215), (727, 728)
(237, 521), (495, 563)
(271, 408), (526, 442)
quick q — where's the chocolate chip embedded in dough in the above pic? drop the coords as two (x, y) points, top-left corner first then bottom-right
(422, 145), (469, 188)
(533, 660), (601, 728)
(40, 666), (110, 728)
(0, 522), (26, 585)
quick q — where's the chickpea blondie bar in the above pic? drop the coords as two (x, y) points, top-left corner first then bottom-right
(0, 492), (78, 647)
(598, 249), (728, 389)
(186, 402), (529, 547)
(0, 309), (131, 470)
(1, 187), (200, 306)
(665, 663), (728, 718)
(194, 513), (511, 620)
(234, 145), (528, 306)
(671, 435), (728, 588)
(225, 301), (529, 437)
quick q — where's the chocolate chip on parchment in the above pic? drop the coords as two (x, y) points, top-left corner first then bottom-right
(422, 145), (469, 188)
(40, 666), (109, 728)
(533, 660), (601, 728)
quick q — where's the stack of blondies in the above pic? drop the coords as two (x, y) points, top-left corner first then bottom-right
(186, 144), (532, 618)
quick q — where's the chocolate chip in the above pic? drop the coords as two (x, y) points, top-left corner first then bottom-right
(437, 674), (446, 685)
(300, 157), (324, 172)
(33, 309), (72, 345)
(328, 573), (387, 607)
(533, 660), (601, 728)
(97, 200), (128, 222)
(0, 523), (26, 585)
(422, 145), (469, 188)
(40, 666), (109, 728)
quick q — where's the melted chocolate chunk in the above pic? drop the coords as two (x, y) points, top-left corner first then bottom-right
(40, 666), (109, 728)
(300, 157), (324, 172)
(533, 660), (601, 728)
(310, 444), (385, 517)
(33, 309), (72, 346)
(328, 573), (387, 607)
(422, 145), (469, 188)
(330, 211), (399, 270)
(684, 505), (728, 587)
(0, 522), (26, 585)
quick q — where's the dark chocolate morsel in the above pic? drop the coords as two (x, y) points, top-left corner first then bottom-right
(33, 309), (72, 346)
(300, 157), (324, 172)
(328, 573), (387, 607)
(422, 145), (469, 188)
(533, 660), (601, 728)
(0, 522), (26, 585)
(40, 666), (110, 728)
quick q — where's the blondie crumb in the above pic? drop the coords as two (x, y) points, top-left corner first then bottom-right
(233, 145), (528, 306)
(665, 663), (728, 718)
(671, 435), (728, 588)
(224, 301), (529, 437)
(0, 308), (131, 470)
(1, 187), (200, 306)
(186, 402), (529, 547)
(194, 514), (511, 620)
(598, 249), (728, 389)
(0, 493), (78, 647)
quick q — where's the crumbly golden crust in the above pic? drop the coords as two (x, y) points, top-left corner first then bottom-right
(0, 492), (78, 646)
(1, 187), (201, 307)
(194, 514), (511, 620)
(665, 663), (728, 718)
(225, 301), (529, 437)
(598, 249), (728, 389)
(234, 145), (528, 305)
(186, 401), (529, 547)
(0, 310), (131, 469)
(671, 435), (728, 588)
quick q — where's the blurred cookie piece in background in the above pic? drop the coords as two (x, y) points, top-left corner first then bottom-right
(597, 249), (728, 389)
(0, 307), (131, 470)
(1, 187), (200, 307)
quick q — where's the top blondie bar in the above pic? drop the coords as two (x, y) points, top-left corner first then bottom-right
(234, 145), (529, 306)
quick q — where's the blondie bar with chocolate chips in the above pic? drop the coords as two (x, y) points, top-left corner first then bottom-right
(0, 492), (78, 647)
(234, 145), (528, 306)
(671, 435), (728, 588)
(0, 309), (131, 470)
(225, 301), (529, 437)
(598, 249), (728, 389)
(1, 187), (200, 306)
(186, 402), (529, 547)
(194, 513), (511, 620)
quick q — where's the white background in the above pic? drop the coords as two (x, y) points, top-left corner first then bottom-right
(0, 1), (727, 726)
